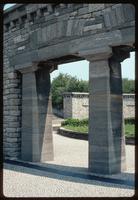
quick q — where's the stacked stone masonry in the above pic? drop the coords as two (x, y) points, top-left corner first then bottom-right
(4, 3), (135, 174)
(4, 4), (135, 63)
(63, 92), (135, 119)
(3, 57), (22, 159)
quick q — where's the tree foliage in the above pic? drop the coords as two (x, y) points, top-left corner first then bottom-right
(122, 78), (135, 93)
(51, 73), (89, 109)
(51, 73), (134, 109)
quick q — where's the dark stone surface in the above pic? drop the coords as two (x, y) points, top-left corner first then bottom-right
(21, 67), (53, 162)
(88, 54), (127, 174)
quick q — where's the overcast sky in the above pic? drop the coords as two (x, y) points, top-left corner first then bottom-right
(4, 4), (135, 81)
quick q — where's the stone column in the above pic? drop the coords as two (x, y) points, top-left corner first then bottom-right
(81, 46), (129, 174)
(19, 64), (54, 162)
(108, 47), (130, 173)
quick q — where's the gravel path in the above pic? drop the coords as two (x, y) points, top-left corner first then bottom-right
(3, 133), (135, 197)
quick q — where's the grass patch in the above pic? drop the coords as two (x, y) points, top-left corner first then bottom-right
(63, 125), (88, 133)
(125, 123), (135, 137)
(62, 118), (135, 137)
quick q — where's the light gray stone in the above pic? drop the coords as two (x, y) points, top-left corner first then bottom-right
(88, 4), (105, 12)
(8, 72), (17, 79)
(78, 7), (89, 15)
(83, 23), (102, 32)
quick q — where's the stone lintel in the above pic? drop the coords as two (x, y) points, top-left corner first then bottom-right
(79, 46), (112, 61)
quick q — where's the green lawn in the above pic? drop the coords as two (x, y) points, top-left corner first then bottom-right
(125, 123), (135, 137)
(63, 124), (135, 137)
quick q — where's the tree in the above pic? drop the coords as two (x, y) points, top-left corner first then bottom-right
(51, 74), (134, 110)
(122, 78), (135, 93)
(51, 73), (89, 109)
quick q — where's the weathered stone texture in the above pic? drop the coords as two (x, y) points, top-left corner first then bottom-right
(20, 66), (53, 162)
(4, 3), (135, 67)
(3, 4), (135, 174)
(63, 92), (89, 119)
(123, 94), (135, 118)
(87, 49), (127, 174)
(63, 93), (135, 120)
(63, 93), (73, 119)
(3, 35), (22, 159)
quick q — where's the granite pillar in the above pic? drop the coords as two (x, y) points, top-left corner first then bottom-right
(19, 64), (54, 162)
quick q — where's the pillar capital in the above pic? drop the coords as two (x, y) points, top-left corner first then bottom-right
(111, 46), (131, 63)
(38, 61), (58, 73)
(79, 46), (112, 62)
(16, 61), (57, 74)
(16, 62), (39, 74)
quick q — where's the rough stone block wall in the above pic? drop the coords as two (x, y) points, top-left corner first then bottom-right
(63, 92), (89, 119)
(3, 32), (22, 159)
(123, 94), (135, 118)
(4, 3), (135, 68)
(3, 3), (135, 160)
(72, 94), (89, 119)
(63, 93), (72, 118)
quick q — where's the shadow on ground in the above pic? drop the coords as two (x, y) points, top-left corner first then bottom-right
(4, 161), (135, 190)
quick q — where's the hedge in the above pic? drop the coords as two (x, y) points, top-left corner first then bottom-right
(62, 118), (135, 127)
(61, 118), (88, 126)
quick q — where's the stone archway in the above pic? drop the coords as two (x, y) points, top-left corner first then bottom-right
(17, 45), (133, 174)
(3, 4), (135, 175)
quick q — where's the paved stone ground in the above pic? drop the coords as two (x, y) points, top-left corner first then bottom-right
(3, 133), (135, 197)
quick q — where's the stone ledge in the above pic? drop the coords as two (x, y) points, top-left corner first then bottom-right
(63, 92), (89, 98)
(57, 127), (88, 140)
(58, 127), (134, 145)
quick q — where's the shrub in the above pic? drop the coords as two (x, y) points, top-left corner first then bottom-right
(62, 118), (135, 127)
(51, 73), (89, 109)
(124, 118), (135, 124)
(62, 118), (88, 126)
(122, 78), (135, 93)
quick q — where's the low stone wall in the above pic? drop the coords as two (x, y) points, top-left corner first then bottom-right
(63, 92), (89, 119)
(58, 127), (88, 140)
(123, 94), (135, 119)
(58, 127), (134, 145)
(63, 92), (135, 119)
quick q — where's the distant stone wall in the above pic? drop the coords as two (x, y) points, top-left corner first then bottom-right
(63, 92), (89, 119)
(123, 94), (135, 119)
(63, 92), (135, 119)
(63, 93), (73, 119)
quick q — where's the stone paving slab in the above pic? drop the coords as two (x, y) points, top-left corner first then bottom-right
(3, 133), (135, 197)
